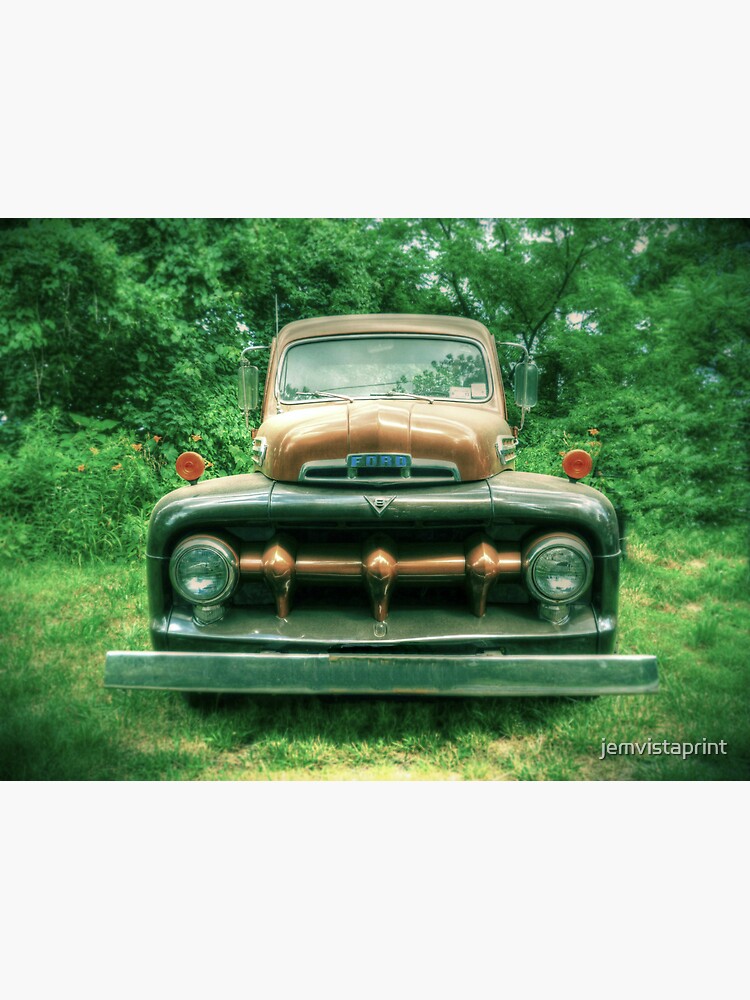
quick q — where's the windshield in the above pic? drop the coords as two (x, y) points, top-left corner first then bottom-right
(278, 335), (491, 403)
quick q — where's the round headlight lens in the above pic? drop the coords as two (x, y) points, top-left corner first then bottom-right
(524, 534), (593, 604)
(533, 546), (588, 599)
(170, 536), (239, 605)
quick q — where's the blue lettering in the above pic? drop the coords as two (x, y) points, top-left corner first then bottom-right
(348, 453), (411, 469)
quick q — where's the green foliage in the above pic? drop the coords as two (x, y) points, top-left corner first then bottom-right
(0, 410), (163, 560)
(0, 217), (747, 550)
(411, 352), (487, 397)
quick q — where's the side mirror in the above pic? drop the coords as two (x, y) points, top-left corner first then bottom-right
(513, 361), (539, 409)
(239, 364), (259, 414)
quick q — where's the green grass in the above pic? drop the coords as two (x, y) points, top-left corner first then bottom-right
(1, 526), (748, 780)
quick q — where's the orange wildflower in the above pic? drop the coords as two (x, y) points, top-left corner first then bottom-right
(588, 428), (599, 436)
(131, 442), (143, 451)
(153, 435), (162, 443)
(112, 463), (123, 471)
(77, 464), (86, 472)
(190, 434), (202, 442)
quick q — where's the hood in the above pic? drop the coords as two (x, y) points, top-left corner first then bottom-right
(256, 399), (513, 484)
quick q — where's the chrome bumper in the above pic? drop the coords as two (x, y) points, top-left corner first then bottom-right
(105, 651), (658, 696)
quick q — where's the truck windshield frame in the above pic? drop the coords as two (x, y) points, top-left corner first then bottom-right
(276, 334), (495, 405)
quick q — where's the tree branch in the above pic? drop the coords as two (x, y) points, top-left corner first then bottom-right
(528, 243), (588, 351)
(436, 219), (475, 317)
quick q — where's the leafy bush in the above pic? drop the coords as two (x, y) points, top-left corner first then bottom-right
(0, 411), (163, 561)
(0, 217), (746, 561)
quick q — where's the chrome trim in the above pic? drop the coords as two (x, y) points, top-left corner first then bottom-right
(169, 535), (240, 607)
(364, 495), (396, 516)
(251, 436), (267, 466)
(523, 533), (594, 605)
(539, 602), (570, 625)
(105, 651), (659, 696)
(240, 345), (271, 359)
(299, 457), (460, 485)
(495, 434), (518, 464)
(193, 604), (226, 625)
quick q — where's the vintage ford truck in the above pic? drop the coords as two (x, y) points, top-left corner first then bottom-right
(105, 314), (658, 696)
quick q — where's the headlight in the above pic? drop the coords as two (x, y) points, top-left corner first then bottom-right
(523, 534), (593, 604)
(169, 535), (240, 606)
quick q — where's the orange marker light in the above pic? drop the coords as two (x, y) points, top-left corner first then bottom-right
(176, 451), (206, 483)
(562, 449), (593, 481)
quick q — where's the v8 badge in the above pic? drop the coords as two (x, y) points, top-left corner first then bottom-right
(364, 496), (396, 516)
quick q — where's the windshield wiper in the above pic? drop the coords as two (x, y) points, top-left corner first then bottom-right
(296, 390), (354, 402)
(370, 390), (434, 404)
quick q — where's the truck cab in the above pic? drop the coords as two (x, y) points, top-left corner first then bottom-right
(105, 314), (657, 696)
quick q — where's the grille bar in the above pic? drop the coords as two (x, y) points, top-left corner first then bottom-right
(299, 458), (460, 485)
(239, 533), (521, 620)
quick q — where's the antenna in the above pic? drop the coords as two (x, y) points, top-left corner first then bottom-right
(275, 294), (279, 336)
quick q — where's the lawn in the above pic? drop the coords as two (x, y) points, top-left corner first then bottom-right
(1, 527), (747, 781)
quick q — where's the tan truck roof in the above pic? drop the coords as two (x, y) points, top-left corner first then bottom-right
(276, 314), (496, 352)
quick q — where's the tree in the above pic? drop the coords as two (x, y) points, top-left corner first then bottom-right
(1, 217), (746, 528)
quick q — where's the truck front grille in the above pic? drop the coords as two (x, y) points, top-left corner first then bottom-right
(237, 531), (521, 621)
(299, 459), (460, 485)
